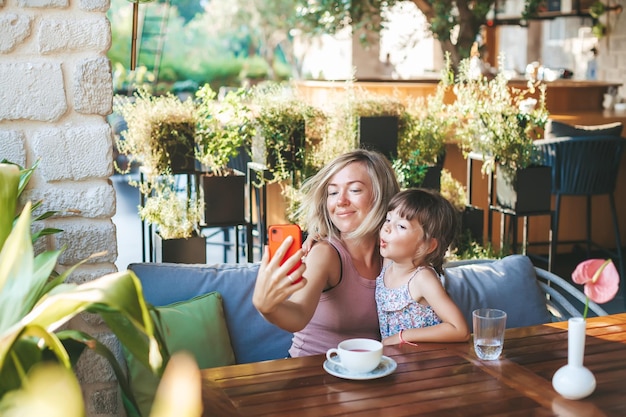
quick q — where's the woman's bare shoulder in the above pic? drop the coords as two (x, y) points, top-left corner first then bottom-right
(305, 240), (339, 263)
(304, 240), (341, 280)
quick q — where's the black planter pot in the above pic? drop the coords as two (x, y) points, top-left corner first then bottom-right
(460, 205), (484, 244)
(358, 116), (398, 160)
(253, 121), (306, 183)
(269, 122), (306, 173)
(154, 233), (206, 264)
(495, 165), (552, 215)
(420, 152), (446, 190)
(200, 169), (246, 226)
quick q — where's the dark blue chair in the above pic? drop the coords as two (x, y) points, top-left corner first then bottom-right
(534, 135), (625, 303)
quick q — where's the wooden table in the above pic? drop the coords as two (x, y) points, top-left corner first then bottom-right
(201, 313), (626, 416)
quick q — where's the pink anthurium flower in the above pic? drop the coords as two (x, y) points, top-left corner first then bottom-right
(571, 259), (620, 318)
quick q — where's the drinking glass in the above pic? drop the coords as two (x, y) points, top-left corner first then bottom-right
(472, 308), (507, 360)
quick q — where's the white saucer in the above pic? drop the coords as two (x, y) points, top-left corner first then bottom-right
(323, 355), (397, 380)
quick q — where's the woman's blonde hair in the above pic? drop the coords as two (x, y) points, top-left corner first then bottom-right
(297, 149), (400, 242)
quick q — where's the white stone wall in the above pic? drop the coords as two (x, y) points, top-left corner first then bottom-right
(1, 0), (625, 414)
(599, 10), (626, 99)
(0, 0), (120, 415)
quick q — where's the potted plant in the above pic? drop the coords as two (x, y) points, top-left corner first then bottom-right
(113, 88), (197, 180)
(452, 55), (552, 215)
(113, 88), (209, 260)
(139, 177), (206, 263)
(394, 78), (452, 190)
(249, 83), (327, 187)
(194, 84), (255, 227)
(325, 86), (407, 162)
(0, 162), (162, 416)
(247, 83), (327, 226)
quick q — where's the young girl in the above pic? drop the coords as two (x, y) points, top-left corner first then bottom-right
(376, 188), (470, 346)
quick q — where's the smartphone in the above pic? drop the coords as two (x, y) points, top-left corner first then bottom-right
(268, 224), (303, 283)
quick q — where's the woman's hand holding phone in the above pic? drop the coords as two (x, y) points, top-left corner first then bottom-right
(252, 225), (308, 330)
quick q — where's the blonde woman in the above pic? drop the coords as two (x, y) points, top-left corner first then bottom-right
(253, 149), (400, 357)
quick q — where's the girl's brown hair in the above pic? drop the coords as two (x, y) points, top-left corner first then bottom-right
(388, 188), (459, 275)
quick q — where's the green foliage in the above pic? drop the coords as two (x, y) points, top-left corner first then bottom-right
(393, 74), (451, 188)
(107, 0), (296, 91)
(0, 363), (85, 416)
(450, 230), (505, 261)
(317, 85), (408, 168)
(112, 64), (156, 95)
(451, 55), (549, 174)
(521, 0), (545, 22)
(0, 160), (61, 245)
(113, 88), (197, 179)
(0, 164), (19, 249)
(250, 83), (328, 185)
(440, 169), (467, 212)
(0, 163), (163, 414)
(293, 0), (496, 69)
(171, 0), (204, 23)
(138, 177), (204, 240)
(247, 83), (328, 222)
(195, 84), (256, 174)
(239, 55), (270, 81)
(392, 152), (431, 190)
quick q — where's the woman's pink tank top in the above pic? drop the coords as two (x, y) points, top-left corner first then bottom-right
(288, 238), (380, 357)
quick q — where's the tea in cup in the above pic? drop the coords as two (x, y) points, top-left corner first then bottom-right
(326, 338), (383, 374)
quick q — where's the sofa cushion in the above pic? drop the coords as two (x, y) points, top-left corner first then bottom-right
(124, 291), (235, 417)
(545, 120), (623, 139)
(128, 262), (293, 364)
(443, 255), (552, 331)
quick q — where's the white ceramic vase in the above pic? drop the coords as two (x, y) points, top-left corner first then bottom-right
(552, 317), (596, 400)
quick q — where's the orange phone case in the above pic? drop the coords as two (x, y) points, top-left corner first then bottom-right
(268, 224), (303, 282)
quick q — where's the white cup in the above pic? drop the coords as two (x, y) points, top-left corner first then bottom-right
(472, 308), (507, 360)
(326, 338), (383, 374)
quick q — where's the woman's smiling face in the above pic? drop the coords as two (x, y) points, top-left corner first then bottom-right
(326, 161), (374, 234)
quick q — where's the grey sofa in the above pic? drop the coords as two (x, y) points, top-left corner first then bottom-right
(126, 254), (599, 365)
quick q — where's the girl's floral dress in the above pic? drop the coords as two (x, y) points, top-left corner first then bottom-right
(375, 264), (443, 338)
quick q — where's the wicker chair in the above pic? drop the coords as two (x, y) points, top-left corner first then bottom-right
(533, 135), (625, 302)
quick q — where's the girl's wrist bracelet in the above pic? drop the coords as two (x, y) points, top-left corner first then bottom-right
(399, 329), (419, 347)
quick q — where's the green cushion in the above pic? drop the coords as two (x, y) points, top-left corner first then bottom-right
(124, 291), (235, 417)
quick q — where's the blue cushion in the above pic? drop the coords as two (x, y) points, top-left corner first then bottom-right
(545, 120), (623, 139)
(128, 262), (293, 364)
(443, 255), (552, 331)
